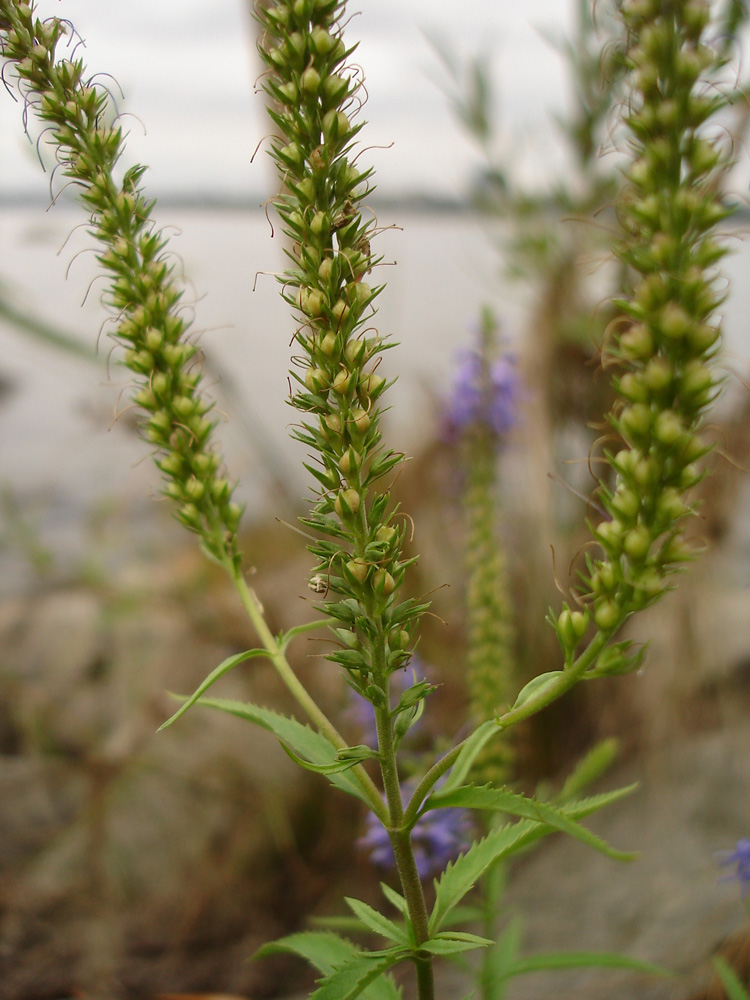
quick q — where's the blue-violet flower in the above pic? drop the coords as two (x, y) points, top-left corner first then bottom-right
(444, 349), (519, 442)
(359, 784), (473, 880)
(718, 839), (750, 898)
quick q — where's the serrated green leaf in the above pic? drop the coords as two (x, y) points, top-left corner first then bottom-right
(419, 931), (493, 956)
(255, 932), (403, 1000)
(195, 697), (371, 806)
(426, 784), (636, 861)
(255, 930), (355, 971)
(380, 882), (409, 918)
(429, 819), (545, 935)
(157, 648), (269, 731)
(508, 950), (673, 979)
(310, 948), (406, 1000)
(345, 898), (410, 946)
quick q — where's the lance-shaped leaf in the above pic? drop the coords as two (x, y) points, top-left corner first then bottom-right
(344, 897), (410, 947)
(507, 950), (672, 980)
(310, 947), (407, 1000)
(158, 648), (269, 731)
(195, 697), (372, 806)
(255, 932), (402, 1000)
(424, 784), (637, 861)
(281, 741), (380, 774)
(418, 931), (493, 956)
(429, 819), (546, 935)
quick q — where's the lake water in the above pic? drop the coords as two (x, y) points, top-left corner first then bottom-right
(1, 204), (749, 582)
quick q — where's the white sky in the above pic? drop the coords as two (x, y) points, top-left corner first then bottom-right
(0, 0), (575, 199)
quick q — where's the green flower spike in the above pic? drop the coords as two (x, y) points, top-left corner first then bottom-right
(555, 0), (734, 673)
(259, 2), (436, 993)
(257, 0), (426, 702)
(0, 0), (243, 568)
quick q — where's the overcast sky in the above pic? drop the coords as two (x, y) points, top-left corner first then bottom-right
(0, 0), (578, 199)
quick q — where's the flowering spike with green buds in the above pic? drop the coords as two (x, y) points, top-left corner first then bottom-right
(258, 0), (426, 715)
(0, 0), (243, 568)
(555, 0), (735, 671)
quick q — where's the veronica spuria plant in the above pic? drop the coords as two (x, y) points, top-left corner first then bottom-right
(0, 0), (740, 997)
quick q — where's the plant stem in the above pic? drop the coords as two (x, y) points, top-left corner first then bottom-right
(373, 696), (434, 1000)
(404, 628), (614, 826)
(228, 562), (387, 823)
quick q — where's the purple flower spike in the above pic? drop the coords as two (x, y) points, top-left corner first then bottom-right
(717, 838), (750, 898)
(359, 785), (473, 880)
(444, 349), (520, 442)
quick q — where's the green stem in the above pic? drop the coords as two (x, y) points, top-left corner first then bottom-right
(228, 562), (387, 824)
(373, 696), (434, 1000)
(403, 627), (615, 827)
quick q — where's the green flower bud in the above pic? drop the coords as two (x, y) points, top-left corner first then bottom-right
(304, 289), (327, 316)
(619, 403), (651, 443)
(332, 369), (353, 394)
(301, 67), (321, 95)
(359, 373), (385, 400)
(681, 360), (713, 401)
(311, 26), (337, 55)
(590, 560), (618, 595)
(334, 488), (361, 518)
(332, 299), (350, 322)
(305, 367), (328, 392)
(659, 302), (692, 340)
(323, 73), (349, 105)
(610, 486), (640, 522)
(596, 519), (624, 552)
(654, 488), (686, 526)
(178, 502), (202, 529)
(643, 357), (672, 393)
(345, 557), (369, 584)
(623, 525), (651, 562)
(318, 257), (334, 282)
(344, 338), (368, 366)
(324, 412), (342, 435)
(125, 349), (154, 374)
(373, 568), (396, 596)
(185, 476), (205, 502)
(594, 599), (620, 632)
(620, 323), (654, 360)
(375, 525), (397, 546)
(159, 453), (184, 477)
(679, 462), (703, 490)
(350, 407), (370, 434)
(633, 455), (658, 489)
(653, 410), (684, 447)
(339, 447), (360, 477)
(320, 331), (338, 357)
(310, 211), (329, 236)
(323, 109), (350, 140)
